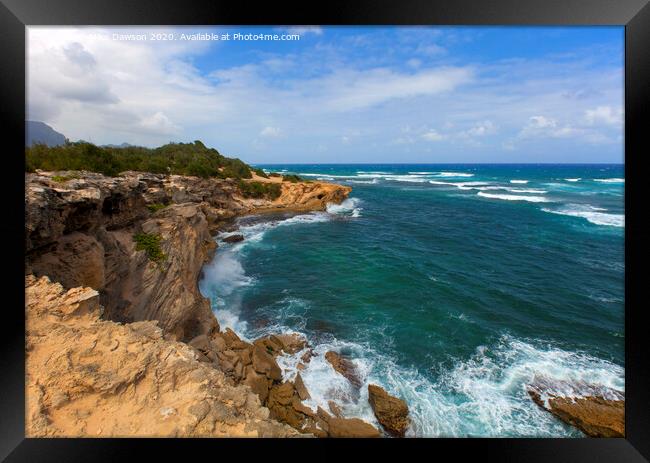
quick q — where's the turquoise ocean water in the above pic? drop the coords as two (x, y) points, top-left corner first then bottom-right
(199, 164), (624, 437)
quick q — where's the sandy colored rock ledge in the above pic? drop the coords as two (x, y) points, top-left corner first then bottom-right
(527, 378), (624, 438)
(25, 274), (299, 437)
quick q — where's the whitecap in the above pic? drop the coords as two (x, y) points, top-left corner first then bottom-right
(509, 180), (529, 184)
(326, 197), (363, 217)
(434, 172), (475, 178)
(542, 204), (624, 227)
(594, 178), (624, 183)
(477, 192), (551, 203)
(564, 178), (581, 182)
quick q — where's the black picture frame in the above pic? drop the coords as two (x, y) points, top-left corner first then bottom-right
(2, 0), (648, 461)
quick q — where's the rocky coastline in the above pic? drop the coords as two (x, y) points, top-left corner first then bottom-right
(25, 169), (402, 437)
(24, 169), (623, 437)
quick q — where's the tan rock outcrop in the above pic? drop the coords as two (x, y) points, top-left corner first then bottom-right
(367, 384), (410, 437)
(25, 275), (298, 437)
(527, 386), (624, 438)
(325, 351), (363, 388)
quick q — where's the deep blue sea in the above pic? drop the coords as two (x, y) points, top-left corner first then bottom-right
(199, 164), (624, 437)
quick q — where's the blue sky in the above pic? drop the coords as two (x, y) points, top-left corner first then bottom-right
(27, 26), (624, 163)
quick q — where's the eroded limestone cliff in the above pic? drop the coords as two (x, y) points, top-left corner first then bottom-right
(25, 170), (378, 437)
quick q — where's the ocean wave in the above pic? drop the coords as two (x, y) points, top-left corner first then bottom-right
(346, 179), (379, 184)
(593, 178), (624, 183)
(509, 180), (529, 184)
(564, 178), (581, 182)
(429, 180), (492, 190)
(505, 188), (547, 194)
(477, 192), (551, 203)
(200, 241), (623, 437)
(542, 204), (624, 227)
(434, 172), (475, 178)
(326, 197), (363, 217)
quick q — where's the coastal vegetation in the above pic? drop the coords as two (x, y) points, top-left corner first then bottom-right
(133, 232), (166, 263)
(237, 180), (282, 199)
(25, 140), (254, 180)
(282, 174), (303, 183)
(146, 203), (167, 213)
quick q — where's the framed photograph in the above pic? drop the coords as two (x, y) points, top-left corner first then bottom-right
(2, 0), (648, 460)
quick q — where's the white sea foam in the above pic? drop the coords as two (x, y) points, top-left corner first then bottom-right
(564, 178), (581, 182)
(346, 178), (379, 184)
(434, 172), (475, 178)
(199, 209), (624, 437)
(504, 188), (547, 194)
(542, 204), (624, 227)
(594, 178), (624, 183)
(509, 180), (529, 184)
(429, 180), (492, 190)
(326, 197), (363, 217)
(477, 192), (551, 203)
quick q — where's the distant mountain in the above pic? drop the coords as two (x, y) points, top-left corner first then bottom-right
(102, 143), (137, 148)
(26, 121), (67, 147)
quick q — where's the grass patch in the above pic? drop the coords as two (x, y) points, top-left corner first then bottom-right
(133, 233), (167, 263)
(50, 173), (79, 183)
(146, 203), (167, 213)
(237, 180), (282, 200)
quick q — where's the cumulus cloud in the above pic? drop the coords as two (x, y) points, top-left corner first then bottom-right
(26, 26), (623, 162)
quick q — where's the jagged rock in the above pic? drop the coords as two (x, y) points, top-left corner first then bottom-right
(243, 367), (271, 404)
(327, 417), (381, 438)
(367, 384), (410, 437)
(301, 350), (315, 363)
(25, 275), (299, 437)
(527, 382), (624, 437)
(328, 401), (342, 418)
(294, 373), (311, 400)
(222, 234), (244, 243)
(325, 351), (362, 388)
(252, 344), (283, 381)
(253, 333), (306, 357)
(267, 382), (305, 428)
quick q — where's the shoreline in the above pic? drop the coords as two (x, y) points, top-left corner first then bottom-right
(24, 169), (624, 438)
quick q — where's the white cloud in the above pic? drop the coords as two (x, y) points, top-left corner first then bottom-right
(463, 120), (497, 137)
(585, 106), (623, 125)
(421, 129), (445, 141)
(260, 126), (281, 138)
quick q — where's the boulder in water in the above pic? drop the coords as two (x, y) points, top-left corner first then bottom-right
(527, 378), (624, 437)
(367, 384), (410, 437)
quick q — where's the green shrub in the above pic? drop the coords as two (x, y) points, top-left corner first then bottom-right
(133, 233), (166, 263)
(268, 172), (282, 177)
(282, 174), (302, 183)
(25, 140), (255, 180)
(146, 203), (167, 213)
(237, 180), (282, 200)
